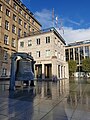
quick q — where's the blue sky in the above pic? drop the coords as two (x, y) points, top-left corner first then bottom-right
(22, 0), (90, 43)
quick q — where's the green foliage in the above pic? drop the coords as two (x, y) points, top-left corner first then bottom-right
(68, 60), (77, 76)
(82, 58), (90, 73)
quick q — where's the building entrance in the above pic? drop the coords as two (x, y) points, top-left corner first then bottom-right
(35, 64), (42, 79)
(44, 64), (52, 79)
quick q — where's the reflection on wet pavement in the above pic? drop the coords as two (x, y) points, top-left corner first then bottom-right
(0, 78), (90, 120)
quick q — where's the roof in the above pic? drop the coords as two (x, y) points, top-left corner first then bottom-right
(66, 40), (90, 47)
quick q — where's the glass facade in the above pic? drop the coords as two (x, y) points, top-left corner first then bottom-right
(75, 48), (79, 64)
(65, 44), (90, 74)
(85, 46), (89, 58)
(70, 48), (73, 60)
(65, 49), (69, 61)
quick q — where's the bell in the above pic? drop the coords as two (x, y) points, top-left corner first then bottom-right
(16, 59), (34, 81)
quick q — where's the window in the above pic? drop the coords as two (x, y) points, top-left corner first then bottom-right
(4, 35), (9, 45)
(18, 18), (22, 25)
(28, 25), (30, 31)
(24, 32), (26, 37)
(12, 25), (16, 34)
(6, 0), (10, 4)
(32, 20), (34, 25)
(0, 4), (2, 11)
(58, 41), (60, 47)
(6, 9), (10, 16)
(13, 14), (16, 21)
(46, 50), (50, 57)
(18, 28), (21, 37)
(28, 16), (30, 21)
(32, 29), (34, 32)
(0, 17), (2, 26)
(20, 42), (24, 47)
(19, 8), (22, 14)
(28, 40), (32, 46)
(36, 38), (40, 45)
(58, 53), (60, 58)
(36, 51), (40, 58)
(24, 23), (27, 28)
(12, 38), (15, 47)
(5, 20), (9, 30)
(28, 52), (32, 56)
(55, 38), (58, 44)
(2, 68), (7, 76)
(13, 3), (17, 10)
(4, 50), (8, 61)
(24, 13), (26, 18)
(55, 50), (57, 57)
(46, 36), (50, 43)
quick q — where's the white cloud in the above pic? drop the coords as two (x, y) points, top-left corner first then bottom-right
(35, 9), (90, 44)
(67, 19), (81, 26)
(35, 9), (53, 28)
(58, 27), (90, 44)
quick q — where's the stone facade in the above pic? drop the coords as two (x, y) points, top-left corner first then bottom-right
(18, 28), (69, 80)
(0, 0), (41, 78)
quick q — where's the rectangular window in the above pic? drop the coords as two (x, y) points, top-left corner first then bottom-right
(18, 28), (21, 37)
(58, 53), (60, 58)
(24, 23), (27, 28)
(46, 36), (50, 43)
(5, 20), (9, 30)
(13, 3), (17, 10)
(55, 50), (57, 57)
(12, 25), (16, 34)
(0, 4), (2, 11)
(32, 29), (34, 32)
(28, 16), (30, 21)
(20, 42), (24, 47)
(24, 13), (26, 18)
(13, 14), (16, 21)
(4, 35), (9, 45)
(12, 38), (15, 47)
(0, 17), (2, 26)
(28, 52), (32, 56)
(28, 25), (30, 31)
(36, 51), (40, 58)
(28, 40), (32, 46)
(36, 38), (40, 45)
(24, 32), (26, 37)
(32, 20), (34, 25)
(19, 8), (22, 14)
(46, 50), (50, 57)
(4, 50), (8, 61)
(2, 68), (7, 76)
(18, 18), (22, 25)
(6, 9), (10, 16)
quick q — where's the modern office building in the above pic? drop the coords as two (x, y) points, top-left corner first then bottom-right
(0, 0), (41, 78)
(65, 40), (90, 77)
(18, 27), (69, 80)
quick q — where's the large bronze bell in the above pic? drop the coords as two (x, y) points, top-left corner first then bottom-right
(16, 59), (34, 81)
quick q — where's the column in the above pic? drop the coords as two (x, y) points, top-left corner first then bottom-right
(42, 64), (45, 79)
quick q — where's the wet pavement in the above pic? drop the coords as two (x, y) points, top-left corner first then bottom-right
(0, 78), (90, 120)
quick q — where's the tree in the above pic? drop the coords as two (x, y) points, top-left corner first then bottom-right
(82, 58), (90, 77)
(68, 60), (77, 77)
